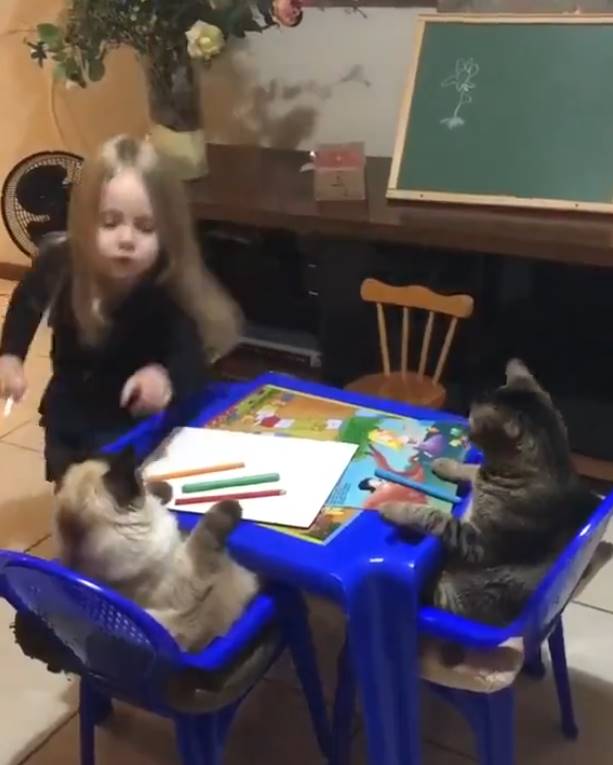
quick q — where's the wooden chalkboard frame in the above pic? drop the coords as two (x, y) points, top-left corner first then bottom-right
(387, 14), (613, 212)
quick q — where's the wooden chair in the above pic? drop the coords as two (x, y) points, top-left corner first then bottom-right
(571, 453), (613, 484)
(345, 278), (474, 409)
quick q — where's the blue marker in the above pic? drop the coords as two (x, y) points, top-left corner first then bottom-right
(374, 468), (461, 505)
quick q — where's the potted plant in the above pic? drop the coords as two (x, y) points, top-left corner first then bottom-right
(29, 0), (305, 179)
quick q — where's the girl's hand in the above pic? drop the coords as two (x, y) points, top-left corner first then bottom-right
(0, 355), (27, 404)
(120, 364), (172, 417)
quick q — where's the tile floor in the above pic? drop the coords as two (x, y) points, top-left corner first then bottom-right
(1, 276), (613, 764)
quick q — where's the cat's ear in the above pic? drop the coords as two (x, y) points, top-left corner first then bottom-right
(506, 358), (534, 385)
(106, 445), (139, 473)
(103, 446), (143, 509)
(505, 359), (547, 397)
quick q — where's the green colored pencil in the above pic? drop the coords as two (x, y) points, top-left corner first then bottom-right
(182, 472), (281, 494)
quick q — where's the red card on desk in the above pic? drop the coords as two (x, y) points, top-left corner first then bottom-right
(313, 142), (366, 201)
(314, 143), (365, 170)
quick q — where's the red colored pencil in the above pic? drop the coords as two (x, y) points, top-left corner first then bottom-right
(175, 488), (286, 506)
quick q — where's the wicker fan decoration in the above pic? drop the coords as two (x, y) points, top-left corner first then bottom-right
(1, 150), (83, 258)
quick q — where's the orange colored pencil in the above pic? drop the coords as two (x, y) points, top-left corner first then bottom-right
(147, 462), (245, 482)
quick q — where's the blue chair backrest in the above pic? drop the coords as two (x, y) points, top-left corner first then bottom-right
(418, 491), (613, 651)
(517, 490), (613, 651)
(0, 552), (182, 705)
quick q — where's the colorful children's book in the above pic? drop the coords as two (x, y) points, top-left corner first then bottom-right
(205, 385), (471, 545)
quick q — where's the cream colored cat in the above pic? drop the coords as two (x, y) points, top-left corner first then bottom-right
(54, 448), (259, 652)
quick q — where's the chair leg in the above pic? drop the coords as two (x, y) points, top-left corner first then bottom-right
(434, 685), (515, 765)
(276, 587), (332, 759)
(216, 702), (239, 745)
(175, 714), (222, 765)
(330, 639), (356, 765)
(79, 681), (111, 765)
(548, 618), (579, 740)
(522, 647), (546, 679)
(468, 688), (515, 765)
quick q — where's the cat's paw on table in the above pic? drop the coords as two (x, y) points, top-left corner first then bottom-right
(431, 457), (462, 481)
(379, 501), (422, 527)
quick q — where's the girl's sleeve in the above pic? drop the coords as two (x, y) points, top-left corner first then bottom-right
(0, 234), (67, 360)
(163, 305), (211, 403)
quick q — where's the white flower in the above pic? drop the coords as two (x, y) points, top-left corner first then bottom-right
(185, 20), (225, 61)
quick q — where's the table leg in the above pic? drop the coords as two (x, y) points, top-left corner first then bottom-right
(345, 566), (421, 765)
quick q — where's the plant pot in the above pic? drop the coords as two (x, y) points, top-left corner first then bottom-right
(145, 61), (208, 181)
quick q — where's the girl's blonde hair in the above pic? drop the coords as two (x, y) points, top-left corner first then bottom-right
(67, 134), (242, 360)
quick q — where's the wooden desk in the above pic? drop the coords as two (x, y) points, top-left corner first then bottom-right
(189, 144), (613, 269)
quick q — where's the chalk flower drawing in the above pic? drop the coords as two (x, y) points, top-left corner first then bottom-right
(441, 58), (479, 129)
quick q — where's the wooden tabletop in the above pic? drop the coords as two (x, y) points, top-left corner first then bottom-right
(188, 144), (613, 268)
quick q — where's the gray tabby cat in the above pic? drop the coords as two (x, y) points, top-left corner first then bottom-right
(54, 448), (259, 651)
(380, 359), (598, 626)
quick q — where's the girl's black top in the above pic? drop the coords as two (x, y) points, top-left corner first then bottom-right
(0, 235), (209, 442)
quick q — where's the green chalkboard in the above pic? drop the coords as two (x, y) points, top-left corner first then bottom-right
(388, 16), (613, 212)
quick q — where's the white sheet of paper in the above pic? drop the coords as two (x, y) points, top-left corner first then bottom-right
(143, 427), (358, 529)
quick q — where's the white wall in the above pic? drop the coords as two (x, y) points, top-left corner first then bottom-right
(203, 6), (426, 157)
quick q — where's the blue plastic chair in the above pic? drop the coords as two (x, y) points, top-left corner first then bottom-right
(331, 491), (613, 765)
(0, 551), (331, 765)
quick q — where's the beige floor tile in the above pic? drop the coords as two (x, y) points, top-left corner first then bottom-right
(421, 602), (613, 764)
(0, 278), (15, 323)
(0, 277), (50, 358)
(3, 420), (45, 453)
(0, 443), (52, 550)
(573, 518), (613, 612)
(29, 321), (52, 359)
(28, 534), (57, 559)
(0, 598), (76, 765)
(25, 678), (326, 765)
(0, 409), (39, 441)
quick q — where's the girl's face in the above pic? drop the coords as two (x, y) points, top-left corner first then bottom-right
(96, 169), (160, 284)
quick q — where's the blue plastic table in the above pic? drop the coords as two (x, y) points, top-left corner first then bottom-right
(111, 372), (472, 765)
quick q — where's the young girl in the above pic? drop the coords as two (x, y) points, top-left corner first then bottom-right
(0, 135), (242, 482)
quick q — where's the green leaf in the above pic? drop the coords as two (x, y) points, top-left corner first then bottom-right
(37, 23), (62, 45)
(87, 57), (105, 81)
(223, 3), (255, 37)
(242, 18), (266, 32)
